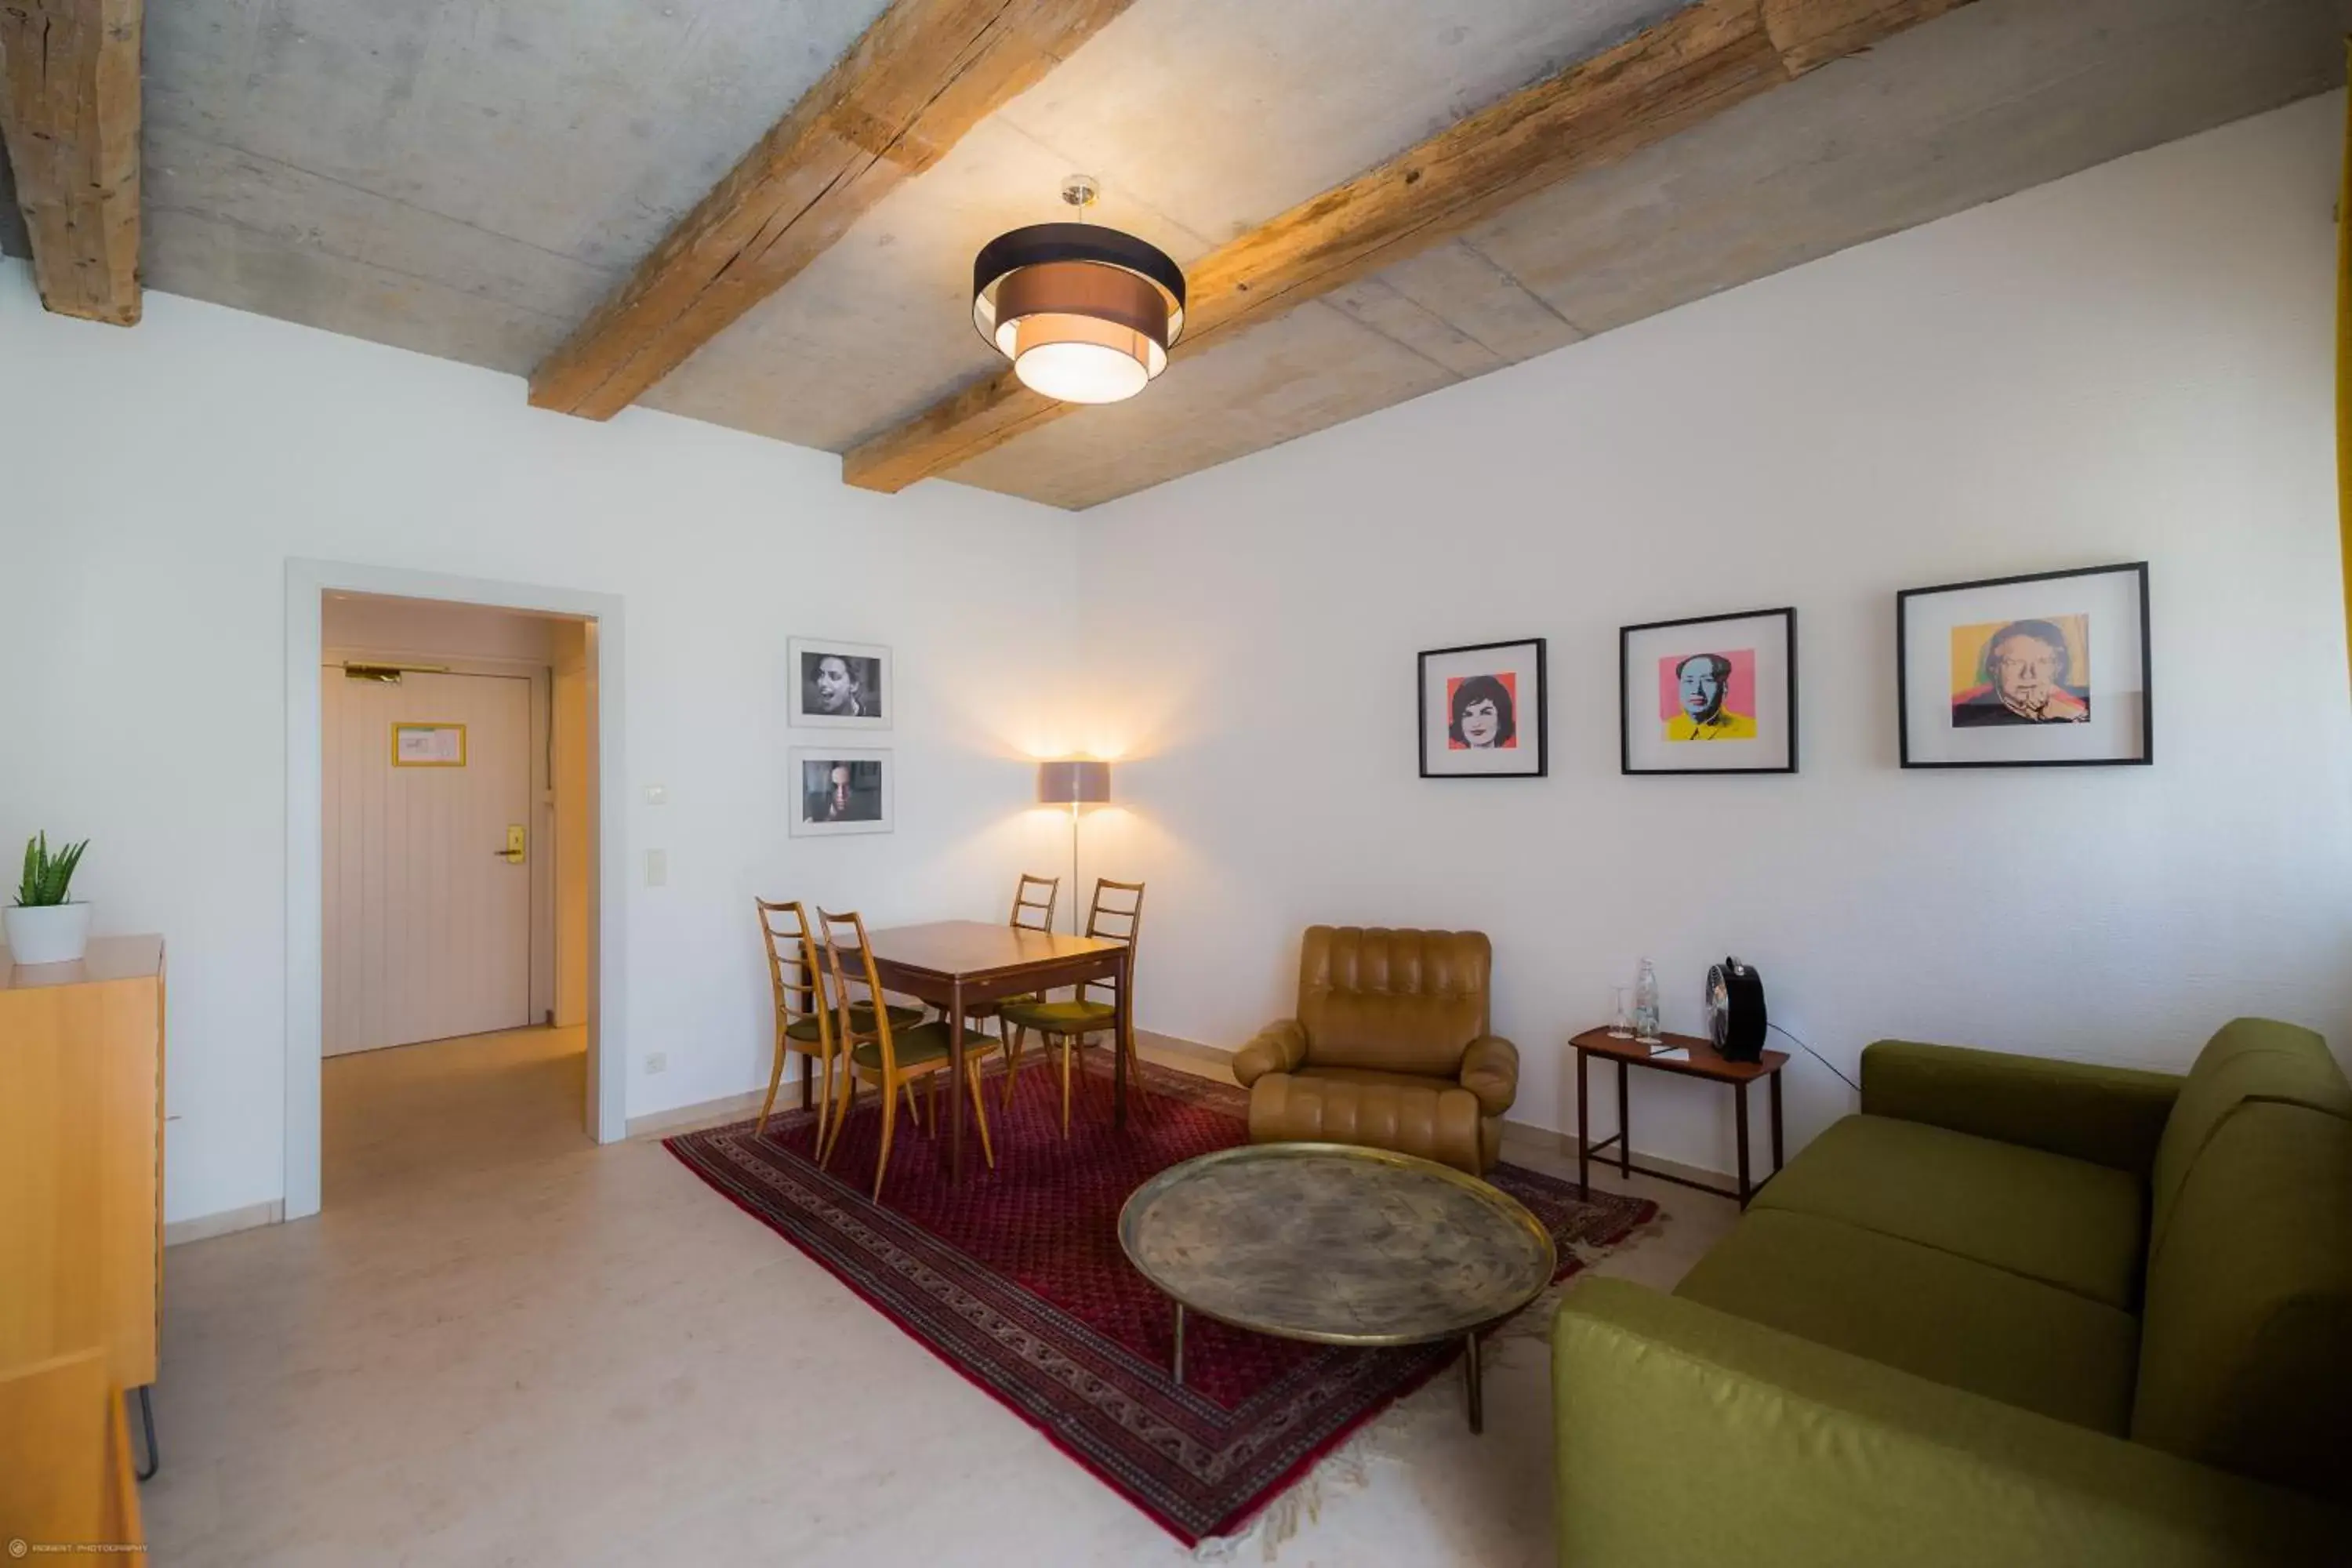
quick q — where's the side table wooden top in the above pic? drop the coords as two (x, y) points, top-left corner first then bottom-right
(1569, 1025), (1788, 1083)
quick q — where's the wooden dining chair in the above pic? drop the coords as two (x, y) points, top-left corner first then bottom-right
(969, 873), (1058, 1065)
(754, 899), (837, 1144)
(756, 898), (927, 1155)
(816, 907), (997, 1200)
(998, 879), (1146, 1134)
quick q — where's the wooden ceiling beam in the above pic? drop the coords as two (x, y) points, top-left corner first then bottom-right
(842, 0), (1973, 495)
(0, 0), (143, 325)
(529, 0), (1139, 421)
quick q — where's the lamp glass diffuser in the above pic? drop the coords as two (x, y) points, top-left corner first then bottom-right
(975, 224), (1184, 406)
(1037, 759), (1111, 805)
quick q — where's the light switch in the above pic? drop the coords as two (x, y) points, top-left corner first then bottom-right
(646, 849), (668, 887)
(644, 784), (668, 806)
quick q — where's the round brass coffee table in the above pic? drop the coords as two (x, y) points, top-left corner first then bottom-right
(1117, 1142), (1556, 1432)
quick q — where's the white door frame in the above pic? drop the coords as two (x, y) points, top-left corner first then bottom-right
(285, 560), (628, 1221)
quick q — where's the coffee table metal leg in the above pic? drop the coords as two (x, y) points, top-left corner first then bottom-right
(1464, 1331), (1483, 1434)
(1172, 1301), (1187, 1387)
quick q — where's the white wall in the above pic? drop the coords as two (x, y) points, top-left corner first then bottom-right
(0, 272), (1077, 1224)
(1074, 95), (2352, 1177)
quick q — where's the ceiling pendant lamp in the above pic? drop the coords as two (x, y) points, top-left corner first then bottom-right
(972, 177), (1185, 405)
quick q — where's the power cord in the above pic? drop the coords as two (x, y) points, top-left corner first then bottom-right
(1770, 1021), (1859, 1094)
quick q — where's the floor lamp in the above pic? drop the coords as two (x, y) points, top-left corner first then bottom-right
(1036, 760), (1110, 935)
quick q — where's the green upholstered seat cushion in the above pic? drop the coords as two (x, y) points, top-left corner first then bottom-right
(998, 997), (1116, 1034)
(849, 1019), (992, 1070)
(783, 1003), (924, 1043)
(2148, 1018), (2352, 1256)
(1753, 1113), (2145, 1311)
(2134, 1100), (2352, 1504)
(1675, 1209), (2140, 1436)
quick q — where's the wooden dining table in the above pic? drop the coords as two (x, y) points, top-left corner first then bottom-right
(839, 920), (1136, 1183)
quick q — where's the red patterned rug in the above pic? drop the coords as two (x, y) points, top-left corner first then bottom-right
(664, 1055), (1654, 1545)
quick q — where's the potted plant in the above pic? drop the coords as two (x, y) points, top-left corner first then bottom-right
(6, 833), (93, 964)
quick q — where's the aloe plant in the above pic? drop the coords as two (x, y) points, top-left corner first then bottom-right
(16, 833), (89, 907)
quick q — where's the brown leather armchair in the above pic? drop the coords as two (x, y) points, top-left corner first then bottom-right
(1230, 927), (1519, 1176)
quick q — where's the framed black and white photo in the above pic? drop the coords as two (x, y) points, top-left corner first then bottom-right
(1419, 638), (1546, 779)
(1898, 562), (2150, 768)
(790, 748), (893, 837)
(1620, 608), (1798, 775)
(788, 637), (891, 729)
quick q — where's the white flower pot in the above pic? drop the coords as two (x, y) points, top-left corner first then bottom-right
(4, 902), (93, 965)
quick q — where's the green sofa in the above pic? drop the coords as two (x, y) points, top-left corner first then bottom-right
(1552, 1018), (2352, 1566)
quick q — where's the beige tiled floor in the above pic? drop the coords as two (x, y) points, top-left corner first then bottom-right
(146, 1029), (1736, 1566)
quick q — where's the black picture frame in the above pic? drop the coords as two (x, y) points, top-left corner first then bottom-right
(1896, 562), (2151, 769)
(1417, 638), (1548, 779)
(1619, 608), (1799, 776)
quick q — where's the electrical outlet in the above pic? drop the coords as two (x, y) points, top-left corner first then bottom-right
(644, 1051), (668, 1076)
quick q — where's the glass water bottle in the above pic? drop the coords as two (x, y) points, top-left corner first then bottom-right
(1633, 958), (1662, 1045)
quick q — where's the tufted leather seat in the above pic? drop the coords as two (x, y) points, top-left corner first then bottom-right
(1229, 927), (1519, 1175)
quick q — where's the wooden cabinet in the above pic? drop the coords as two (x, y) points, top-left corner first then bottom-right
(0, 1348), (145, 1559)
(0, 937), (166, 1392)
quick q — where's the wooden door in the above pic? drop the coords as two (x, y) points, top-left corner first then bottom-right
(324, 670), (533, 1054)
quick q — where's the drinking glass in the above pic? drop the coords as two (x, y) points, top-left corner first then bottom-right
(1607, 985), (1633, 1039)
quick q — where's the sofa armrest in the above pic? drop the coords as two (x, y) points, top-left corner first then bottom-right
(1860, 1040), (2181, 1178)
(1457, 1035), (1519, 1119)
(1554, 1279), (2345, 1567)
(1231, 1020), (1308, 1087)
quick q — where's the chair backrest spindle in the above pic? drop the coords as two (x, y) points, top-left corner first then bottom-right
(1079, 879), (1146, 1005)
(757, 898), (832, 1056)
(1010, 873), (1059, 935)
(816, 906), (898, 1078)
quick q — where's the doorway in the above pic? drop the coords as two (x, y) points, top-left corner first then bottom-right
(315, 595), (595, 1203)
(284, 562), (628, 1223)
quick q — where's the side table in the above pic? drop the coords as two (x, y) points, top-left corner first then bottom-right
(1570, 1027), (1789, 1207)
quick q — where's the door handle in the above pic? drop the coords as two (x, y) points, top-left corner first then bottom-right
(495, 825), (526, 864)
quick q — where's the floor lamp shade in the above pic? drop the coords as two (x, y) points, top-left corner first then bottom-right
(1038, 760), (1111, 805)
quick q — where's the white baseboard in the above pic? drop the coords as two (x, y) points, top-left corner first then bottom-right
(165, 1198), (285, 1247)
(626, 1087), (772, 1141)
(1498, 1122), (1733, 1188)
(1135, 1029), (1231, 1067)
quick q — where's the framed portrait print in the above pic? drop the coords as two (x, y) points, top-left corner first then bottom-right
(1419, 638), (1546, 778)
(1620, 608), (1798, 775)
(788, 637), (891, 730)
(1897, 562), (2150, 768)
(790, 748), (893, 836)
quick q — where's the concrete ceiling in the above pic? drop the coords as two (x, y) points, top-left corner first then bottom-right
(24, 0), (2343, 507)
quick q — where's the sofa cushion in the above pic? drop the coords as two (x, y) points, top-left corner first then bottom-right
(1676, 1209), (2140, 1435)
(2148, 1018), (2352, 1258)
(1754, 1114), (2144, 1310)
(2135, 1100), (2352, 1505)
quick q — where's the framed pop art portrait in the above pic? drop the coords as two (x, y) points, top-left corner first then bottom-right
(1620, 608), (1797, 775)
(789, 637), (891, 730)
(1418, 638), (1547, 779)
(791, 748), (893, 836)
(1897, 563), (2150, 768)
